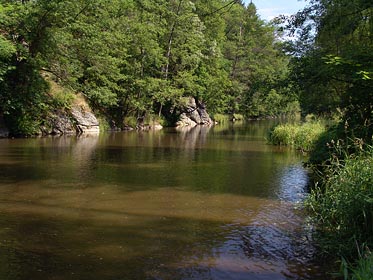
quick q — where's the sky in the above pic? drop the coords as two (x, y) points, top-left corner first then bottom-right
(243, 0), (307, 21)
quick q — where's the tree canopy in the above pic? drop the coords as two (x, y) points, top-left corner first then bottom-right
(0, 0), (297, 134)
(285, 0), (373, 142)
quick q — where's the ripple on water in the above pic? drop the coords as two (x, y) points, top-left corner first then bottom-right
(174, 164), (325, 280)
(0, 123), (330, 280)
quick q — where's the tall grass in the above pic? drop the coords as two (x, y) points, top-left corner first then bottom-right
(213, 114), (230, 124)
(306, 147), (373, 259)
(268, 121), (326, 151)
(349, 254), (373, 280)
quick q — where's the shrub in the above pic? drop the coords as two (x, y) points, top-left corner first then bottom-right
(306, 147), (373, 258)
(143, 114), (166, 127)
(233, 113), (244, 121)
(213, 114), (230, 124)
(123, 116), (138, 128)
(52, 90), (75, 110)
(5, 112), (42, 136)
(309, 121), (371, 166)
(308, 124), (344, 164)
(96, 115), (110, 132)
(268, 121), (326, 151)
(350, 254), (373, 280)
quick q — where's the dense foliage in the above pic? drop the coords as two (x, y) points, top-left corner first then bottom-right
(0, 0), (297, 134)
(307, 149), (373, 255)
(285, 0), (373, 145)
(279, 0), (373, 276)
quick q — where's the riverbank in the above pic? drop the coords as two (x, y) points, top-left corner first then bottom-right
(307, 148), (373, 279)
(269, 121), (373, 279)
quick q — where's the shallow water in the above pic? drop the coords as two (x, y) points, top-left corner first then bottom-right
(0, 121), (328, 280)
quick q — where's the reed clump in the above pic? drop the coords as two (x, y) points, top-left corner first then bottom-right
(306, 146), (373, 279)
(268, 121), (326, 151)
(349, 253), (373, 280)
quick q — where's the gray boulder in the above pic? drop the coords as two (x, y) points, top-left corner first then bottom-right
(43, 111), (75, 135)
(197, 102), (212, 125)
(71, 107), (100, 134)
(40, 106), (100, 136)
(176, 97), (213, 127)
(176, 113), (198, 127)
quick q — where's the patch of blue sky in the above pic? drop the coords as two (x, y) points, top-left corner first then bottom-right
(243, 0), (307, 21)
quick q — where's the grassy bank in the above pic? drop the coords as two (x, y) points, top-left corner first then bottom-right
(268, 121), (326, 151)
(269, 120), (373, 279)
(306, 149), (373, 255)
(307, 148), (373, 279)
(348, 254), (373, 280)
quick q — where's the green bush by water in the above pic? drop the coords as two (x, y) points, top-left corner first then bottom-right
(349, 254), (373, 280)
(213, 114), (230, 124)
(306, 148), (373, 259)
(268, 121), (326, 151)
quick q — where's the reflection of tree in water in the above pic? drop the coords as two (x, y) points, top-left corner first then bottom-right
(0, 135), (100, 184)
(0, 124), (330, 280)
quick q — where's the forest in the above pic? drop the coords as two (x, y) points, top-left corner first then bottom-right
(0, 0), (299, 135)
(1, 0), (373, 278)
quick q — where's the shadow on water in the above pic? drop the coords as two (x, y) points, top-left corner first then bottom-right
(0, 210), (226, 280)
(0, 121), (330, 279)
(0, 194), (326, 280)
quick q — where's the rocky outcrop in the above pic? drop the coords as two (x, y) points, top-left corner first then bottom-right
(70, 107), (100, 134)
(40, 105), (99, 136)
(197, 102), (213, 124)
(177, 113), (198, 127)
(176, 97), (213, 127)
(41, 111), (76, 135)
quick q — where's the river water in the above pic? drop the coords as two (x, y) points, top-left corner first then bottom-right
(0, 121), (328, 280)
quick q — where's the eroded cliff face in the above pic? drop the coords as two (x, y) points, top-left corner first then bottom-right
(71, 107), (100, 134)
(40, 96), (100, 136)
(40, 106), (99, 136)
(176, 97), (213, 127)
(0, 95), (215, 138)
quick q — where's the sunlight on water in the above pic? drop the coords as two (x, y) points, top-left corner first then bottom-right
(0, 121), (328, 280)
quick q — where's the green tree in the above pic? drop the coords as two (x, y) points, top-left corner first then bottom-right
(0, 0), (58, 135)
(287, 0), (373, 141)
(223, 2), (292, 117)
(0, 0), (300, 133)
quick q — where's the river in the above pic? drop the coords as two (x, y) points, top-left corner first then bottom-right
(0, 121), (328, 280)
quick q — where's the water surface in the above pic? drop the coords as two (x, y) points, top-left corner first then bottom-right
(0, 121), (327, 280)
